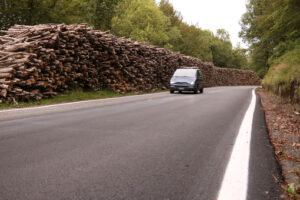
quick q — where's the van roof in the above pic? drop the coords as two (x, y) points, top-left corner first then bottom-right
(173, 69), (197, 77)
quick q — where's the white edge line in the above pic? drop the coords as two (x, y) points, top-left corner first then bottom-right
(0, 92), (167, 113)
(217, 89), (257, 200)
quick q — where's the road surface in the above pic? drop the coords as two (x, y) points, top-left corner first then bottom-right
(0, 86), (282, 200)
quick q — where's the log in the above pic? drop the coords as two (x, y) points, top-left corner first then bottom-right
(0, 79), (10, 84)
(4, 42), (31, 52)
(0, 57), (29, 67)
(0, 67), (13, 73)
(0, 84), (9, 89)
(0, 89), (7, 97)
(0, 73), (12, 78)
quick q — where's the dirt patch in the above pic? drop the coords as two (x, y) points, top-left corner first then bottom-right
(257, 89), (300, 199)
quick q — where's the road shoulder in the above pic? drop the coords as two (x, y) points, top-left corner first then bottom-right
(257, 89), (300, 199)
(0, 92), (170, 121)
(247, 91), (283, 200)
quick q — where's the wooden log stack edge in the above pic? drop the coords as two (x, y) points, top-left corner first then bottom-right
(0, 24), (261, 103)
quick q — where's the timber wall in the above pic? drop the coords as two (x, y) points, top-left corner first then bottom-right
(0, 24), (261, 102)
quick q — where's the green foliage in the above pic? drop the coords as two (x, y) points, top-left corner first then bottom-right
(197, 30), (214, 62)
(176, 23), (213, 61)
(262, 48), (300, 104)
(211, 29), (233, 67)
(240, 0), (300, 77)
(43, 0), (90, 24)
(0, 0), (90, 30)
(158, 0), (183, 50)
(159, 1), (247, 68)
(216, 29), (230, 42)
(164, 26), (182, 50)
(159, 0), (182, 27)
(111, 0), (171, 46)
(231, 46), (248, 69)
(119, 0), (245, 68)
(0, 0), (123, 31)
(241, 0), (300, 104)
(263, 48), (300, 86)
(283, 183), (297, 196)
(248, 42), (271, 78)
(89, 0), (123, 30)
(0, 0), (41, 29)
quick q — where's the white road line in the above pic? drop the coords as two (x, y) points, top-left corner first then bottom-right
(217, 89), (256, 200)
(0, 92), (167, 113)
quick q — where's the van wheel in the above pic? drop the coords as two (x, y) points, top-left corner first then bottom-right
(170, 90), (174, 94)
(194, 88), (199, 94)
(200, 88), (204, 93)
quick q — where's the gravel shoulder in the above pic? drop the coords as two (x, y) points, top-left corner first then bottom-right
(257, 89), (300, 199)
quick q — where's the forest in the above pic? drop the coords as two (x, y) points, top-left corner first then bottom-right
(0, 0), (248, 70)
(240, 0), (300, 103)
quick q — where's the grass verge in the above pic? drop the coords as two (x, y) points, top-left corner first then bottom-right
(0, 89), (166, 110)
(262, 48), (300, 108)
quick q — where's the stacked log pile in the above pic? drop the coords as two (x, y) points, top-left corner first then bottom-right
(0, 24), (261, 103)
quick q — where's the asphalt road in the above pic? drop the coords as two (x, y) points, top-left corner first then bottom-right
(0, 87), (282, 200)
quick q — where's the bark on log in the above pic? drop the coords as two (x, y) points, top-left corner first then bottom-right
(0, 67), (13, 73)
(0, 73), (12, 78)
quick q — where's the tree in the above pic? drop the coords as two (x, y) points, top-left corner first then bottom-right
(216, 29), (230, 42)
(42, 0), (90, 24)
(240, 0), (300, 77)
(159, 0), (182, 27)
(231, 45), (248, 69)
(158, 0), (183, 50)
(175, 23), (213, 62)
(89, 0), (123, 30)
(210, 29), (233, 68)
(111, 0), (171, 47)
(0, 0), (90, 30)
(248, 42), (272, 78)
(0, 0), (34, 29)
(211, 38), (232, 68)
(159, 1), (246, 67)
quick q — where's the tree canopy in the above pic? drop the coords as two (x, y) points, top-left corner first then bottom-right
(0, 0), (90, 29)
(111, 0), (171, 47)
(240, 0), (300, 77)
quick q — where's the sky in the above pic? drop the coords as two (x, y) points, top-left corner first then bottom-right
(156, 0), (248, 48)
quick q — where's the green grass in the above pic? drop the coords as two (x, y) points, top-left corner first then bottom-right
(283, 183), (297, 196)
(263, 48), (300, 87)
(0, 89), (166, 110)
(262, 48), (300, 105)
